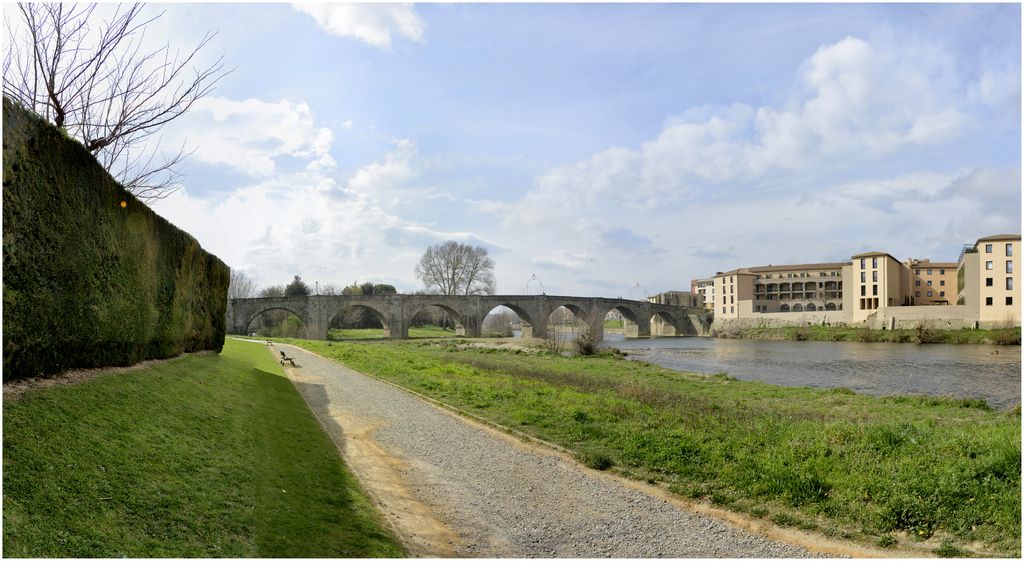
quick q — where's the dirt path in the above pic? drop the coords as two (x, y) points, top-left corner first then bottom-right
(276, 342), (826, 558)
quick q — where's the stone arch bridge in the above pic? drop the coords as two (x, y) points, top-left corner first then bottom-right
(229, 294), (708, 340)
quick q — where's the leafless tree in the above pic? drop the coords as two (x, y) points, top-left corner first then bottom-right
(3, 3), (229, 200)
(228, 269), (256, 300)
(414, 241), (496, 296)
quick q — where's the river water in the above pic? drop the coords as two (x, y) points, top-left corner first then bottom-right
(600, 335), (1021, 409)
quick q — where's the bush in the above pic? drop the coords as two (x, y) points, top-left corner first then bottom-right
(573, 324), (599, 356)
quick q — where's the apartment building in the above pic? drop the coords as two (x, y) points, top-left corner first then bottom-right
(712, 269), (755, 318)
(690, 278), (716, 310)
(705, 233), (1021, 327)
(957, 234), (1020, 325)
(648, 290), (704, 308)
(908, 259), (957, 305)
(750, 263), (847, 314)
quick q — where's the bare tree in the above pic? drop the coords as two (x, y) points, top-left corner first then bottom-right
(414, 241), (496, 296)
(3, 3), (229, 200)
(228, 269), (256, 300)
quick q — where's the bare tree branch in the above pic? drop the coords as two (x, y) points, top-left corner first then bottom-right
(415, 241), (496, 296)
(3, 3), (231, 201)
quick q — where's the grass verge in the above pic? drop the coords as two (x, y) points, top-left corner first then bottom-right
(2, 338), (404, 558)
(718, 325), (1021, 345)
(280, 338), (1020, 557)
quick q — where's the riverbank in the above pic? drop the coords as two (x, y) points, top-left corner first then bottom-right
(2, 339), (404, 557)
(715, 325), (1021, 345)
(278, 337), (1021, 557)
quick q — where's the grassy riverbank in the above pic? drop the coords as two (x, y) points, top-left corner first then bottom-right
(282, 338), (1020, 557)
(716, 325), (1021, 345)
(2, 339), (403, 557)
(327, 326), (458, 340)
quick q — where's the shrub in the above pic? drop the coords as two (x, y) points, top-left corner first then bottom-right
(578, 450), (613, 470)
(934, 541), (967, 557)
(573, 324), (599, 356)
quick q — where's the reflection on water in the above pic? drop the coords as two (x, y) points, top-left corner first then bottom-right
(604, 335), (1021, 409)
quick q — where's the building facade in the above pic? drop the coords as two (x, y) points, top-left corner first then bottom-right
(690, 277), (716, 310)
(957, 234), (1020, 325)
(705, 234), (1021, 328)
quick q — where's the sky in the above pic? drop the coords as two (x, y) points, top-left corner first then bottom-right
(91, 3), (1023, 297)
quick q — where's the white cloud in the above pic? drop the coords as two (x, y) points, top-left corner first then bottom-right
(346, 138), (418, 193)
(292, 3), (426, 49)
(502, 35), (973, 230)
(168, 97), (335, 177)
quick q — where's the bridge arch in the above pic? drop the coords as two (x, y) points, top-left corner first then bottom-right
(650, 310), (679, 336)
(327, 304), (392, 338)
(407, 302), (467, 335)
(244, 306), (308, 337)
(482, 303), (535, 338)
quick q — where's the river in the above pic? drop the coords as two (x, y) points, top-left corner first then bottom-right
(599, 335), (1021, 409)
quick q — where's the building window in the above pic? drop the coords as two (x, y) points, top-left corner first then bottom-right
(722, 307), (726, 314)
(914, 269), (920, 275)
(915, 291), (921, 297)
(860, 258), (865, 269)
(730, 295), (734, 304)
(872, 257), (877, 268)
(1007, 278), (1014, 290)
(927, 291), (933, 297)
(986, 261), (993, 270)
(1007, 297), (1014, 305)
(872, 284), (878, 296)
(1007, 243), (1013, 256)
(872, 271), (878, 282)
(986, 297), (993, 306)
(730, 306), (734, 314)
(940, 280), (945, 286)
(927, 269), (932, 275)
(1007, 261), (1014, 273)
(926, 280), (932, 286)
(860, 272), (866, 282)
(915, 280), (921, 286)
(985, 243), (993, 253)
(986, 278), (993, 287)
(940, 291), (945, 297)
(940, 269), (945, 275)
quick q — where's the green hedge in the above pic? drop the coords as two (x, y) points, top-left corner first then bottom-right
(2, 98), (229, 381)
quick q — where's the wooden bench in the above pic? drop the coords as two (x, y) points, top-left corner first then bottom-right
(279, 350), (296, 367)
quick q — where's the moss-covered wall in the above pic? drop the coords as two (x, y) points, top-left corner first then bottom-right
(2, 98), (229, 381)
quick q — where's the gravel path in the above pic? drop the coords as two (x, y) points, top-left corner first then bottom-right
(278, 343), (819, 558)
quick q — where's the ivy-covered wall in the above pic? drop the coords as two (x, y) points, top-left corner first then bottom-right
(2, 98), (228, 381)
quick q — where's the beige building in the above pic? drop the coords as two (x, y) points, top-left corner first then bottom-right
(690, 278), (716, 310)
(750, 263), (847, 314)
(705, 233), (1021, 328)
(648, 290), (704, 308)
(908, 259), (957, 305)
(957, 234), (1020, 325)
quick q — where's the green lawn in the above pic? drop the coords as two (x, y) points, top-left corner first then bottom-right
(2, 338), (404, 558)
(327, 325), (459, 340)
(721, 325), (1021, 345)
(603, 319), (624, 329)
(282, 338), (1021, 557)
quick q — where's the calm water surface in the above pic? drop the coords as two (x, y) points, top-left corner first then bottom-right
(602, 335), (1021, 409)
